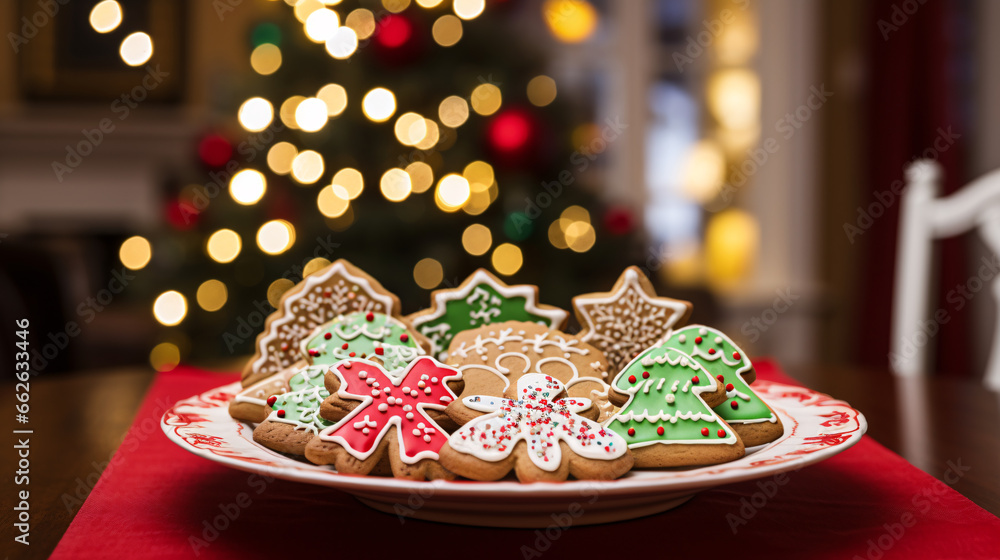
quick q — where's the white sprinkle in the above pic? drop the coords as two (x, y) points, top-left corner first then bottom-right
(378, 403), (388, 412)
(699, 327), (708, 335)
(665, 394), (675, 405)
(412, 428), (421, 436)
(406, 412), (414, 420)
(671, 380), (679, 393)
(715, 336), (722, 344)
(423, 435), (431, 443)
(678, 334), (686, 344)
(403, 404), (412, 411)
(656, 379), (665, 391)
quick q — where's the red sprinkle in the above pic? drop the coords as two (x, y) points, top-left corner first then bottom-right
(708, 348), (716, 355)
(366, 312), (374, 321)
(695, 336), (703, 344)
(266, 396), (277, 407)
(277, 409), (286, 418)
(701, 427), (710, 436)
(717, 429), (726, 438)
(726, 383), (734, 391)
(731, 400), (739, 409)
(308, 349), (320, 357)
(324, 332), (332, 340)
(323, 289), (332, 298)
(692, 376), (699, 384)
(642, 371), (650, 379)
(627, 428), (636, 437)
(656, 426), (665, 436)
(733, 352), (741, 360)
(375, 347), (384, 355)
(342, 343), (349, 350)
(628, 375), (637, 384)
(349, 352), (356, 357)
(400, 334), (409, 342)
(280, 342), (289, 351)
(717, 374), (724, 382)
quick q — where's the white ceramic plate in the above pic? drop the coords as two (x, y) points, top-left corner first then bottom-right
(162, 380), (866, 527)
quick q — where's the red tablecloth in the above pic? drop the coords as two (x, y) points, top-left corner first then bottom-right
(52, 361), (1000, 559)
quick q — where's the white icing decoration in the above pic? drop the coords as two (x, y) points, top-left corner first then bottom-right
(614, 410), (717, 423)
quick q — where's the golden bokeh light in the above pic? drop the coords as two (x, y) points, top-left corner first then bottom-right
(229, 169), (267, 205)
(470, 83), (501, 116)
(461, 189), (491, 215)
(491, 243), (523, 276)
(362, 87), (396, 122)
(394, 112), (427, 146)
(380, 168), (412, 202)
(325, 27), (359, 59)
(463, 161), (494, 189)
(413, 258), (444, 289)
(564, 220), (596, 252)
(267, 278), (295, 308)
(294, 97), (329, 132)
(435, 174), (471, 211)
(280, 95), (306, 129)
(406, 161), (434, 193)
(382, 0), (411, 13)
(317, 184), (351, 218)
(414, 119), (440, 150)
(206, 229), (242, 263)
(461, 224), (492, 256)
(304, 8), (339, 42)
(257, 220), (296, 255)
(332, 168), (364, 199)
(707, 69), (760, 131)
(560, 205), (590, 223)
(149, 342), (180, 372)
(527, 75), (557, 107)
(294, 0), (324, 23)
(682, 140), (727, 203)
(548, 219), (569, 249)
(250, 43), (282, 75)
(267, 142), (298, 175)
(304, 257), (331, 276)
(89, 1), (122, 33)
(706, 209), (759, 288)
(716, 11), (758, 65)
(438, 95), (469, 127)
(417, 0), (444, 7)
(345, 9), (376, 40)
(543, 0), (598, 43)
(317, 83), (348, 116)
(153, 291), (187, 326)
(120, 32), (153, 66)
(291, 150), (325, 184)
(238, 97), (274, 132)
(119, 236), (152, 270)
(196, 279), (228, 312)
(432, 15), (463, 47)
(453, 0), (485, 20)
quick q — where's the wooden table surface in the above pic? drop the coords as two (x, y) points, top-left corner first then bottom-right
(1, 362), (998, 558)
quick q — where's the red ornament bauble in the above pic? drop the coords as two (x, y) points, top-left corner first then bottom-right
(198, 133), (232, 168)
(375, 14), (413, 49)
(603, 205), (634, 236)
(487, 108), (533, 153)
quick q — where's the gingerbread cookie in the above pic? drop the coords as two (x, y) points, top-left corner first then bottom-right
(573, 266), (692, 375)
(407, 269), (568, 361)
(302, 311), (428, 371)
(253, 365), (334, 456)
(660, 326), (783, 446)
(443, 321), (610, 425)
(242, 259), (402, 387)
(606, 344), (744, 467)
(305, 358), (461, 480)
(438, 374), (633, 482)
(229, 362), (304, 424)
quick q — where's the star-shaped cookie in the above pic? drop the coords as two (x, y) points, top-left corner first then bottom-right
(572, 266), (692, 375)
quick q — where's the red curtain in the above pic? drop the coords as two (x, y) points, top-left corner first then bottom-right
(856, 0), (969, 376)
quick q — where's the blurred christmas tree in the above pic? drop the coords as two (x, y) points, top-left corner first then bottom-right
(148, 0), (641, 367)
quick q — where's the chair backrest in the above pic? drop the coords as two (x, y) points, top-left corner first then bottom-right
(892, 159), (1000, 389)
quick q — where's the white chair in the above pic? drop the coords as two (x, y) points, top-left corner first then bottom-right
(892, 159), (1000, 389)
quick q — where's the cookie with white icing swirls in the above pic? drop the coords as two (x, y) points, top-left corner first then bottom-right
(438, 374), (634, 482)
(229, 361), (305, 424)
(442, 321), (612, 425)
(241, 259), (403, 388)
(252, 365), (335, 456)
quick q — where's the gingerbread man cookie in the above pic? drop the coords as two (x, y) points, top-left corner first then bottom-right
(407, 269), (568, 361)
(305, 358), (461, 480)
(659, 325), (783, 446)
(573, 266), (693, 375)
(242, 259), (403, 387)
(443, 321), (611, 425)
(607, 343), (744, 468)
(438, 374), (633, 482)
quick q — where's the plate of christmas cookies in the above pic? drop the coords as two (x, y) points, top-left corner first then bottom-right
(162, 261), (867, 527)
